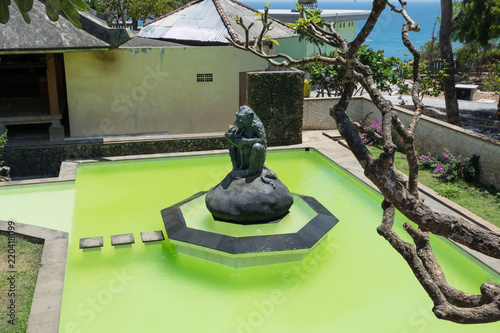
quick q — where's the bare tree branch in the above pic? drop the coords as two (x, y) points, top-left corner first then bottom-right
(351, 0), (388, 51)
(230, 1), (500, 323)
(452, 0), (471, 24)
(378, 202), (500, 323)
(388, 0), (423, 196)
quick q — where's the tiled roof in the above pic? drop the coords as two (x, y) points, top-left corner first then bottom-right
(0, 0), (132, 53)
(138, 0), (295, 44)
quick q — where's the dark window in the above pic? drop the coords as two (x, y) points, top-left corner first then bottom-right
(197, 73), (213, 82)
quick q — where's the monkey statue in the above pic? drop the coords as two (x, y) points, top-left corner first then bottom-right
(205, 105), (293, 223)
(225, 105), (267, 178)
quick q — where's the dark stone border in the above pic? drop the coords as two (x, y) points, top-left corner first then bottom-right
(161, 192), (339, 255)
(0, 221), (68, 333)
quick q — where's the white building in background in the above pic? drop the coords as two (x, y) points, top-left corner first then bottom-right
(265, 1), (371, 58)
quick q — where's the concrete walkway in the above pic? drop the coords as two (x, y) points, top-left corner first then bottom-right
(383, 93), (498, 114)
(311, 88), (498, 114)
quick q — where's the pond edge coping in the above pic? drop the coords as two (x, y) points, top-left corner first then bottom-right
(0, 220), (68, 333)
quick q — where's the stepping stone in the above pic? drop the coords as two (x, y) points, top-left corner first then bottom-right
(141, 231), (165, 243)
(80, 236), (103, 249)
(111, 233), (135, 246)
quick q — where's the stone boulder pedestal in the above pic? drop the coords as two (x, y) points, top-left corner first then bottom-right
(205, 167), (293, 223)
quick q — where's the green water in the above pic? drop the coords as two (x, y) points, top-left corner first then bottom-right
(2, 150), (499, 332)
(0, 182), (75, 232)
(182, 194), (317, 237)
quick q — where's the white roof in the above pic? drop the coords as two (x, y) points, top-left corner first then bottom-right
(266, 9), (371, 24)
(139, 0), (295, 44)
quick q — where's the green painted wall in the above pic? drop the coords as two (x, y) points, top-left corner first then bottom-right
(64, 46), (268, 138)
(275, 21), (358, 58)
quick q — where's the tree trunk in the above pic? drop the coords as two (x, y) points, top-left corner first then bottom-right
(496, 98), (500, 120)
(118, 0), (127, 28)
(439, 0), (461, 126)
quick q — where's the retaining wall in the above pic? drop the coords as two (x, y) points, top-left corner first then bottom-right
(3, 136), (227, 178)
(304, 96), (500, 188)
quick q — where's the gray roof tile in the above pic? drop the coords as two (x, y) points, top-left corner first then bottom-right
(139, 0), (295, 44)
(1, 0), (111, 52)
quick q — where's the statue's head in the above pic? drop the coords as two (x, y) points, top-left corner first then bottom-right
(234, 105), (255, 130)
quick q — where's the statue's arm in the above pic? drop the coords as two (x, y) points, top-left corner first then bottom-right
(225, 125), (239, 145)
(229, 136), (265, 148)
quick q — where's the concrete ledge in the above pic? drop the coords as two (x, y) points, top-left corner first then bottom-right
(2, 132), (228, 179)
(0, 221), (68, 333)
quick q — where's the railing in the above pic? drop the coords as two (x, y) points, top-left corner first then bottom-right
(394, 60), (491, 77)
(109, 21), (135, 29)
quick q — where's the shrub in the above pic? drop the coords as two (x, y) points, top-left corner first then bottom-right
(418, 149), (480, 182)
(436, 185), (461, 199)
(418, 154), (438, 169)
(0, 131), (7, 166)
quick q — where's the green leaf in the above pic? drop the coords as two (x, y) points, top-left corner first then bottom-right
(0, 0), (11, 24)
(270, 39), (279, 46)
(20, 10), (30, 23)
(61, 0), (81, 28)
(305, 14), (320, 24)
(45, 0), (61, 21)
(69, 0), (86, 12)
(13, 0), (32, 13)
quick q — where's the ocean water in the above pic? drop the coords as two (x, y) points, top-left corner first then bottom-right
(241, 0), (442, 58)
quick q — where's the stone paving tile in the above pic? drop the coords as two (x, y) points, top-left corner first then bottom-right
(111, 233), (135, 246)
(141, 230), (165, 243)
(79, 236), (103, 249)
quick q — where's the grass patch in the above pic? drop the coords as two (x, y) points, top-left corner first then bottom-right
(367, 145), (500, 228)
(0, 233), (43, 332)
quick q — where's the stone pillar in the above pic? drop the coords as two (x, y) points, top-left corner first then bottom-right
(246, 69), (304, 145)
(49, 120), (64, 141)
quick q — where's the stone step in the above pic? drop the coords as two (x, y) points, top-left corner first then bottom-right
(337, 140), (350, 150)
(322, 130), (342, 141)
(79, 230), (165, 249)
